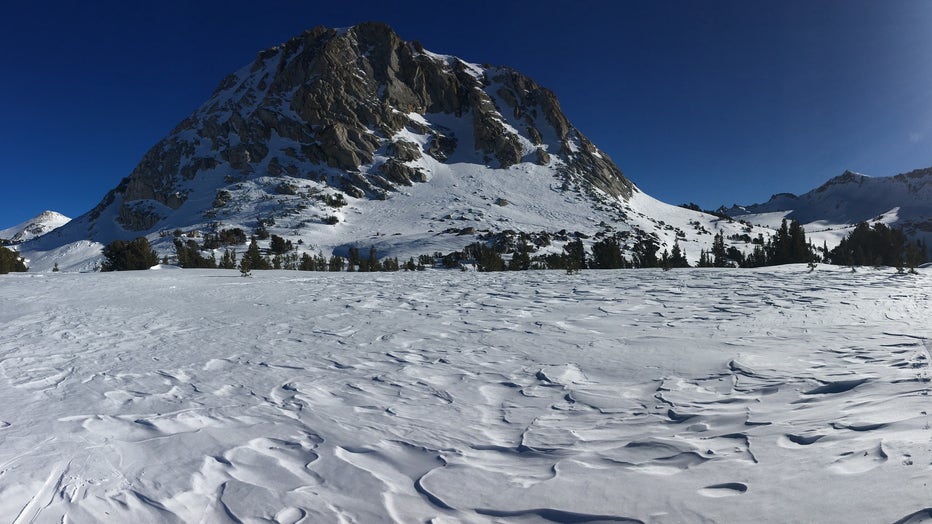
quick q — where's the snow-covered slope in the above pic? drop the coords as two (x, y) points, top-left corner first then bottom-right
(724, 168), (932, 249)
(21, 23), (770, 270)
(0, 210), (69, 244)
(0, 268), (929, 521)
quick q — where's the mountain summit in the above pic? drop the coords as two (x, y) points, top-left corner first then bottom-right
(0, 210), (70, 244)
(70, 23), (630, 233)
(26, 23), (763, 266)
(722, 166), (932, 249)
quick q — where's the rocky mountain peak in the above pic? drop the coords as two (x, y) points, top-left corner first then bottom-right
(0, 210), (70, 244)
(815, 170), (867, 193)
(83, 22), (633, 234)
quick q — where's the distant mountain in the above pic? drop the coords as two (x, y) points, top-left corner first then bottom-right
(723, 167), (932, 249)
(0, 210), (70, 244)
(24, 22), (767, 269)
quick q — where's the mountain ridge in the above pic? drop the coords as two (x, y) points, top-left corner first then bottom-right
(21, 22), (769, 270)
(722, 166), (932, 251)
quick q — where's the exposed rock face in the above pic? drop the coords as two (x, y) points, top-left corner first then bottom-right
(814, 170), (867, 193)
(0, 211), (71, 244)
(73, 22), (636, 232)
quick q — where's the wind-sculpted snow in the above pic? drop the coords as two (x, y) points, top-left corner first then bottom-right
(0, 267), (929, 522)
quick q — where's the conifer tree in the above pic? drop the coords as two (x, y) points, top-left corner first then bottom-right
(788, 220), (809, 263)
(669, 240), (689, 268)
(367, 246), (380, 272)
(508, 241), (532, 271)
(631, 237), (659, 268)
(173, 239), (217, 268)
(220, 248), (237, 269)
(269, 234), (293, 255)
(299, 253), (315, 271)
(0, 246), (28, 274)
(590, 237), (625, 269)
(243, 237), (270, 270)
(101, 237), (159, 271)
(347, 247), (360, 271)
(564, 238), (586, 271)
(711, 231), (728, 267)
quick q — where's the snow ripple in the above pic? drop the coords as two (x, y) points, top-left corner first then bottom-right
(0, 266), (929, 522)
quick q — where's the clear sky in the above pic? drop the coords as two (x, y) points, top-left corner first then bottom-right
(2, 1), (931, 227)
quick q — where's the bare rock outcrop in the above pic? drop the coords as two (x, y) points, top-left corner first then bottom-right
(75, 21), (636, 234)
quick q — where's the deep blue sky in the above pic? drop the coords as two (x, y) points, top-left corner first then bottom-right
(2, 1), (931, 227)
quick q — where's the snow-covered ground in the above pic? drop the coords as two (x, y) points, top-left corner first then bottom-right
(0, 267), (930, 522)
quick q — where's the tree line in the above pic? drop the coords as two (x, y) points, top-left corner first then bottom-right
(87, 220), (929, 273)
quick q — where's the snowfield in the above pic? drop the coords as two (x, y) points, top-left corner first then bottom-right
(0, 267), (930, 523)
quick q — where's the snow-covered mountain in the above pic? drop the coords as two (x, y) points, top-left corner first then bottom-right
(23, 22), (767, 269)
(0, 210), (70, 244)
(722, 168), (932, 250)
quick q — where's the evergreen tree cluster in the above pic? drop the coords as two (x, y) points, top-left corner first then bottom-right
(828, 222), (927, 268)
(0, 245), (28, 274)
(101, 237), (159, 271)
(174, 239), (218, 268)
(590, 237), (627, 269)
(464, 242), (505, 271)
(446, 234), (690, 272)
(97, 218), (929, 276)
(345, 246), (399, 272)
(269, 234), (293, 255)
(698, 219), (813, 268)
(201, 228), (247, 249)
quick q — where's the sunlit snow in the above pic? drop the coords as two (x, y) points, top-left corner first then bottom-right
(0, 266), (930, 522)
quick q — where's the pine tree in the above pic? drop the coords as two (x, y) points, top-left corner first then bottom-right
(101, 237), (159, 271)
(242, 237), (269, 270)
(564, 239), (586, 271)
(669, 240), (689, 268)
(465, 242), (505, 272)
(711, 231), (728, 267)
(788, 220), (809, 263)
(590, 237), (625, 269)
(173, 239), (218, 268)
(220, 248), (237, 269)
(347, 247), (360, 271)
(0, 246), (28, 274)
(269, 234), (293, 255)
(299, 253), (315, 271)
(633, 237), (659, 268)
(366, 246), (380, 272)
(905, 241), (923, 273)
